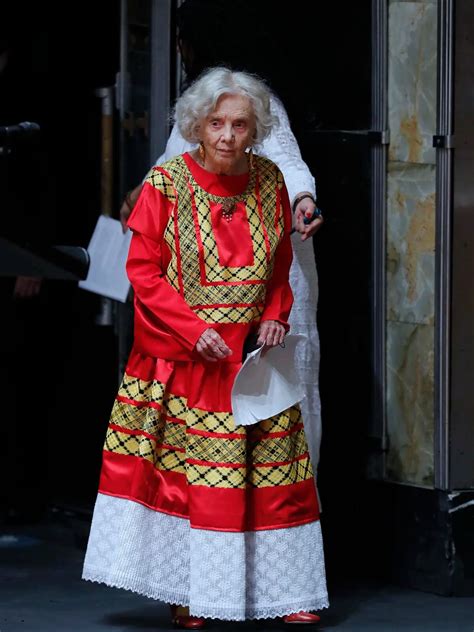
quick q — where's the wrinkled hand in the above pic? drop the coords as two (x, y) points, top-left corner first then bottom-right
(257, 320), (285, 349)
(294, 196), (324, 242)
(119, 199), (132, 233)
(120, 184), (142, 233)
(13, 276), (42, 299)
(196, 328), (232, 362)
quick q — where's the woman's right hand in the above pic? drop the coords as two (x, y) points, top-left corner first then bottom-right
(196, 328), (232, 362)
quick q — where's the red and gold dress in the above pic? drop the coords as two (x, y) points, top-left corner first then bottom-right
(82, 153), (328, 620)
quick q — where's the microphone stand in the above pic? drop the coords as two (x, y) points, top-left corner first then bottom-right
(94, 87), (115, 326)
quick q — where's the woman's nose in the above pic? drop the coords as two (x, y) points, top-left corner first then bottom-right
(221, 124), (234, 142)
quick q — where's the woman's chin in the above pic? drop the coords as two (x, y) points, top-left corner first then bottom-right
(212, 153), (247, 174)
(216, 153), (236, 163)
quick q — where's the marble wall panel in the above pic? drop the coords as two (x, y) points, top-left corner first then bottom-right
(388, 2), (437, 164)
(386, 321), (435, 485)
(385, 0), (438, 487)
(389, 0), (436, 4)
(386, 162), (436, 325)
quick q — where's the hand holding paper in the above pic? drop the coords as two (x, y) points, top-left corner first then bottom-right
(231, 334), (307, 427)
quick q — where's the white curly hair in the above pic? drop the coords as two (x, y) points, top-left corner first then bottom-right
(174, 67), (277, 145)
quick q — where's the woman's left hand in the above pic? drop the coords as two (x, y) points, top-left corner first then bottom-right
(257, 320), (286, 348)
(120, 184), (142, 233)
(13, 276), (42, 299)
(294, 196), (324, 242)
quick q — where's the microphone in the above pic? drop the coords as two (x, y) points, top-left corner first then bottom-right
(0, 121), (40, 142)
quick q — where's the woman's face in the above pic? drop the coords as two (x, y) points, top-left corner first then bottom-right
(198, 94), (256, 174)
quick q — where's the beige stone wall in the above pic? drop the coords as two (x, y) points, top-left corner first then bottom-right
(385, 0), (437, 485)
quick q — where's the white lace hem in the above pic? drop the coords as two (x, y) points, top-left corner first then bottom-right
(82, 569), (329, 621)
(191, 599), (330, 621)
(82, 494), (329, 621)
(82, 568), (188, 608)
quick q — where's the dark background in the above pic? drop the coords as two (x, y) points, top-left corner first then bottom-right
(0, 0), (375, 588)
(0, 2), (121, 517)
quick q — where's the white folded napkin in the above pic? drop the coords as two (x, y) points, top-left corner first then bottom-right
(231, 334), (307, 427)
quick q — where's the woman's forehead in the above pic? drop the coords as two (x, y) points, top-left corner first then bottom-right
(209, 94), (254, 118)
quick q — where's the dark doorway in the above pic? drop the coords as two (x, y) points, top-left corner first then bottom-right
(0, 3), (121, 521)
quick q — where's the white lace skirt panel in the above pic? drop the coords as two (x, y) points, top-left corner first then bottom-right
(82, 493), (329, 621)
(288, 234), (322, 469)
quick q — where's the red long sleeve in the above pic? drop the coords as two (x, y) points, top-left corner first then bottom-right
(126, 180), (208, 358)
(260, 181), (294, 330)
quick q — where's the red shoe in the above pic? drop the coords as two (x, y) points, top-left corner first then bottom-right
(170, 605), (206, 629)
(282, 611), (321, 624)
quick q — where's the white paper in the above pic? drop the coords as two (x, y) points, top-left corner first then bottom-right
(79, 216), (132, 303)
(231, 334), (307, 427)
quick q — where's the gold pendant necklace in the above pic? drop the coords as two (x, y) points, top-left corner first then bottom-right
(194, 150), (251, 222)
(221, 199), (237, 222)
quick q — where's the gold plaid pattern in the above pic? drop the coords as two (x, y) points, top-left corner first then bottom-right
(193, 303), (264, 324)
(187, 462), (246, 488)
(185, 450), (312, 490)
(187, 433), (246, 464)
(146, 167), (181, 290)
(145, 168), (176, 204)
(106, 374), (312, 489)
(110, 400), (186, 447)
(186, 407), (245, 435)
(251, 407), (302, 435)
(118, 374), (166, 406)
(249, 428), (308, 465)
(194, 191), (268, 284)
(248, 456), (313, 488)
(117, 374), (188, 421)
(163, 205), (180, 290)
(158, 155), (285, 323)
(111, 399), (162, 436)
(162, 391), (188, 421)
(105, 427), (186, 473)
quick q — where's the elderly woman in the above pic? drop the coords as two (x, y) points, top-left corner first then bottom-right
(82, 68), (328, 628)
(119, 0), (324, 497)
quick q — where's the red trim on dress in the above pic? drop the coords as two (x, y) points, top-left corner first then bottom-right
(191, 479), (319, 532)
(186, 423), (305, 440)
(275, 185), (282, 237)
(186, 458), (246, 469)
(100, 451), (319, 532)
(100, 451), (189, 519)
(150, 166), (186, 298)
(172, 196), (185, 297)
(191, 302), (262, 310)
(108, 423), (186, 452)
(115, 396), (187, 425)
(255, 171), (272, 262)
(187, 178), (209, 287)
(249, 422), (305, 440)
(202, 278), (264, 287)
(187, 452), (309, 470)
(186, 175), (264, 289)
(187, 428), (246, 440)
